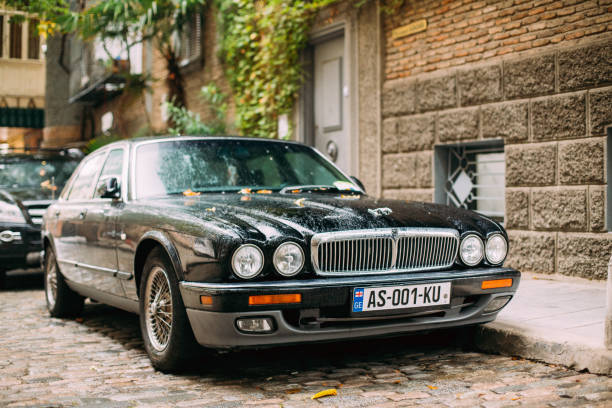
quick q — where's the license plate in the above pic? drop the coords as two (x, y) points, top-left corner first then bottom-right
(352, 282), (451, 313)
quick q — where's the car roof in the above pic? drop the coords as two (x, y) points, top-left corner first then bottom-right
(119, 135), (305, 147)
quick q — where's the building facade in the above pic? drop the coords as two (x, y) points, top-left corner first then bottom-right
(0, 7), (45, 149)
(377, 0), (611, 280)
(44, 0), (611, 280)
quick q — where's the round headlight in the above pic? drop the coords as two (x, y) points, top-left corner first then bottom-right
(231, 244), (264, 279)
(485, 234), (507, 265)
(460, 234), (484, 266)
(273, 242), (304, 277)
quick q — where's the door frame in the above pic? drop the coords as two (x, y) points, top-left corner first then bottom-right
(297, 20), (358, 176)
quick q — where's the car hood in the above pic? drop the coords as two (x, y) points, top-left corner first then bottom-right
(0, 188), (55, 225)
(0, 187), (55, 203)
(147, 193), (503, 241)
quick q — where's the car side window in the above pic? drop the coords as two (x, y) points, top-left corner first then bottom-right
(67, 153), (106, 201)
(94, 149), (124, 199)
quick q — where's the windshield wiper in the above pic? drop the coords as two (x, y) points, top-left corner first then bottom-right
(165, 189), (240, 196)
(279, 185), (349, 194)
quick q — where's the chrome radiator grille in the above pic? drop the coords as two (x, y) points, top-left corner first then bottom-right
(23, 201), (52, 225)
(317, 237), (394, 273)
(396, 235), (459, 270)
(26, 207), (47, 224)
(311, 228), (459, 276)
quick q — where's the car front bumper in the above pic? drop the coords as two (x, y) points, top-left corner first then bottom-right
(0, 223), (43, 271)
(180, 267), (520, 349)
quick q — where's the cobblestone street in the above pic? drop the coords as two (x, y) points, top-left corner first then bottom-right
(1, 273), (611, 408)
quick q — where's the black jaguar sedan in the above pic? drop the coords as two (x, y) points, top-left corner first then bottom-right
(42, 136), (519, 372)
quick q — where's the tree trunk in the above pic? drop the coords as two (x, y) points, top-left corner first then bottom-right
(164, 50), (187, 110)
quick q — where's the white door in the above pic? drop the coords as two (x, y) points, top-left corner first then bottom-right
(314, 35), (350, 173)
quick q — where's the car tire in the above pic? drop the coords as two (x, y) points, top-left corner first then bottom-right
(0, 270), (5, 289)
(139, 247), (199, 372)
(45, 248), (84, 318)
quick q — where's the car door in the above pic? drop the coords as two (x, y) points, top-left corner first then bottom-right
(53, 151), (106, 285)
(84, 148), (126, 296)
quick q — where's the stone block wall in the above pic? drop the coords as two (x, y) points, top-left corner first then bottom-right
(380, 33), (611, 279)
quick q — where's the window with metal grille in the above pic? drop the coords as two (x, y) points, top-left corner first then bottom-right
(9, 20), (22, 58)
(434, 140), (505, 223)
(27, 19), (40, 59)
(179, 13), (202, 66)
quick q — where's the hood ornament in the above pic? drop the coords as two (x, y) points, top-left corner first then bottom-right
(368, 207), (392, 217)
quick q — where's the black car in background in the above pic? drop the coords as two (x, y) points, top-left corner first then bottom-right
(0, 148), (82, 287)
(42, 137), (519, 372)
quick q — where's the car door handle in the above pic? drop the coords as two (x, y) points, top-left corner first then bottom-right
(54, 210), (60, 217)
(109, 230), (127, 240)
(78, 210), (87, 219)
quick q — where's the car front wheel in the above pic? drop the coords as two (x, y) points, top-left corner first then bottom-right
(45, 248), (84, 317)
(139, 247), (198, 372)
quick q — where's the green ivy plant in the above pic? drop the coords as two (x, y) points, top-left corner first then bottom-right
(166, 83), (227, 135)
(200, 83), (228, 127)
(166, 104), (216, 136)
(215, 0), (336, 139)
(85, 133), (122, 153)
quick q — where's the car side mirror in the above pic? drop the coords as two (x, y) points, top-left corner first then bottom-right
(100, 177), (121, 199)
(350, 176), (366, 193)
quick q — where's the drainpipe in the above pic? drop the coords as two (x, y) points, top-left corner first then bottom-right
(606, 255), (612, 349)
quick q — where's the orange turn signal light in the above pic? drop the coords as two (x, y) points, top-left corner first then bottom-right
(249, 294), (302, 305)
(200, 295), (213, 305)
(481, 279), (513, 290)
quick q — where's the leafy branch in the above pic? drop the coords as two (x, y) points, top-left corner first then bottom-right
(166, 83), (227, 136)
(5, 0), (206, 111)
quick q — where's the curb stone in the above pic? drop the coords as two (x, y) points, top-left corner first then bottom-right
(472, 322), (612, 375)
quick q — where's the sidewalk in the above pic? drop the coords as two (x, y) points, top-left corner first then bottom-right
(472, 273), (612, 375)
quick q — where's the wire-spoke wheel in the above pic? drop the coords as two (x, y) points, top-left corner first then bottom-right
(144, 266), (173, 352)
(45, 261), (58, 310)
(139, 247), (199, 372)
(44, 248), (84, 318)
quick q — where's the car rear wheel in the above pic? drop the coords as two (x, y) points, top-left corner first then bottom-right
(139, 247), (198, 372)
(45, 248), (84, 317)
(0, 270), (5, 289)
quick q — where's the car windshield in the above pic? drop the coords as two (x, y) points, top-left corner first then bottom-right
(135, 139), (358, 199)
(0, 156), (80, 190)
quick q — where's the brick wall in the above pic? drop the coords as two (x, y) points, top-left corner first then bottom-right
(92, 92), (150, 138)
(384, 0), (611, 80)
(380, 2), (611, 279)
